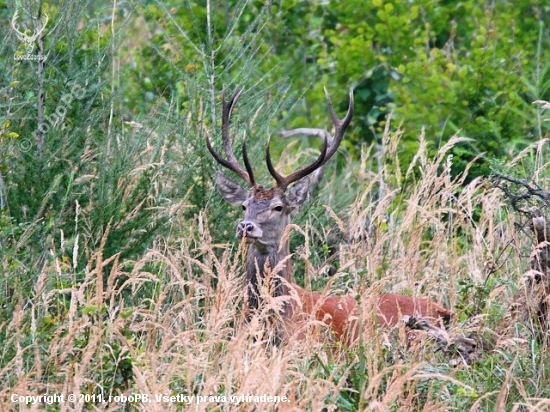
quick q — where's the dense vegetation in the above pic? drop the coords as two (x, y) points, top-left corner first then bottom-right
(1, 0), (550, 410)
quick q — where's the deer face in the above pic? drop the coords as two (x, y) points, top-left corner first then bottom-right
(215, 171), (309, 253)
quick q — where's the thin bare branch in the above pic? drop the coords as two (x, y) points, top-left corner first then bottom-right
(492, 173), (550, 211)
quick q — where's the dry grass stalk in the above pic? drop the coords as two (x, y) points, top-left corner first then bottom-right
(2, 125), (549, 411)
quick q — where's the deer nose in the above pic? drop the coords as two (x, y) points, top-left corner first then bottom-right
(236, 221), (262, 239)
(237, 221), (254, 236)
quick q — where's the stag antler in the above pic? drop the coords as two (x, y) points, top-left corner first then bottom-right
(206, 87), (256, 187)
(266, 87), (354, 191)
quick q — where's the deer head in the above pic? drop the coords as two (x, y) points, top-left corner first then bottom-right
(207, 88), (354, 256)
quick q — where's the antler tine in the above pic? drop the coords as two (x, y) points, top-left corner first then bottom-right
(241, 138), (255, 184)
(267, 89), (353, 191)
(206, 86), (255, 187)
(322, 87), (354, 166)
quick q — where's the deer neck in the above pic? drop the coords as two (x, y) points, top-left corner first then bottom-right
(245, 238), (293, 313)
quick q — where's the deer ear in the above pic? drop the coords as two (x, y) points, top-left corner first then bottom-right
(286, 177), (310, 209)
(215, 171), (249, 205)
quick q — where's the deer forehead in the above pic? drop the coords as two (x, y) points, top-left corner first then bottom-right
(242, 187), (288, 220)
(251, 186), (275, 200)
(248, 186), (286, 204)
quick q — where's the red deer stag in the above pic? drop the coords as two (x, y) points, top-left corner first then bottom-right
(207, 87), (452, 344)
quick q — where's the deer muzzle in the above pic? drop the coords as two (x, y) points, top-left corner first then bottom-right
(236, 220), (263, 242)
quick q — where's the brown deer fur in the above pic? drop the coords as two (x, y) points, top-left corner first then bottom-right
(296, 287), (451, 343)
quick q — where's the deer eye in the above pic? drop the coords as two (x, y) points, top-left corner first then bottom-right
(273, 205), (283, 212)
(241, 205), (246, 211)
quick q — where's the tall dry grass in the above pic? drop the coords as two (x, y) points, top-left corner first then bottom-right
(1, 126), (547, 411)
